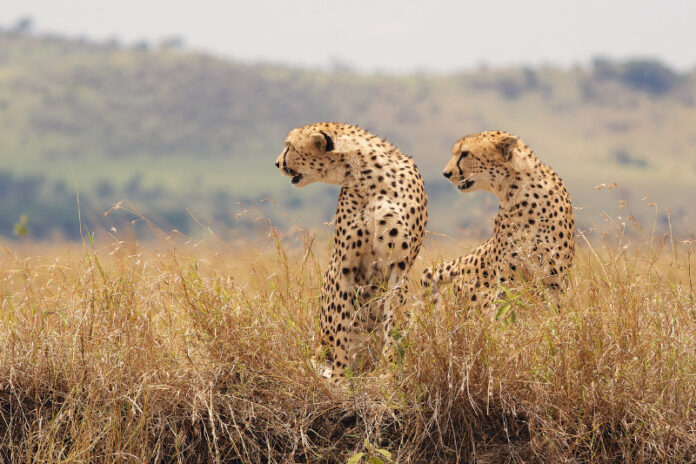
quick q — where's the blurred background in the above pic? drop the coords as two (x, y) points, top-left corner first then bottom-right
(1, 0), (695, 242)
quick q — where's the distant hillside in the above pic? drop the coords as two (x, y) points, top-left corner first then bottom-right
(1, 31), (695, 240)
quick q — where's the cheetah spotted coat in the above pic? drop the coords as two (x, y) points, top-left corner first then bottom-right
(421, 131), (575, 309)
(275, 122), (428, 376)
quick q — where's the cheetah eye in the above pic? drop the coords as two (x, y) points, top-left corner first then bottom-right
(461, 150), (469, 158)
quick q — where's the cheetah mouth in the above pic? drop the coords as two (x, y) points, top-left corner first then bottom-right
(458, 179), (475, 190)
(281, 167), (303, 184)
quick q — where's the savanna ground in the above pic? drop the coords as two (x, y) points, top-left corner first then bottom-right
(1, 205), (695, 464)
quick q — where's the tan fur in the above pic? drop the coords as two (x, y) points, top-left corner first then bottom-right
(276, 122), (428, 376)
(421, 130), (575, 309)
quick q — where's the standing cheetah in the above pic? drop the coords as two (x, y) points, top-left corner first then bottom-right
(421, 130), (574, 309)
(275, 122), (428, 376)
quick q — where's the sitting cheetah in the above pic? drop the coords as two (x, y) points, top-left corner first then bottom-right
(275, 122), (428, 376)
(421, 130), (574, 309)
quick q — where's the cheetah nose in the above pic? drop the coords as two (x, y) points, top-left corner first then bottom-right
(443, 171), (453, 179)
(275, 161), (280, 168)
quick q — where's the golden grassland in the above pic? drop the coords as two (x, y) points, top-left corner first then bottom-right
(1, 220), (695, 463)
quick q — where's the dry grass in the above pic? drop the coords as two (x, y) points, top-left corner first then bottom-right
(1, 223), (695, 463)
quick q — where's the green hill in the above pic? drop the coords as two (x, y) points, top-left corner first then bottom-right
(1, 31), (695, 240)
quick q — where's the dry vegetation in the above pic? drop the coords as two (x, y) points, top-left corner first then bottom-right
(1, 218), (695, 463)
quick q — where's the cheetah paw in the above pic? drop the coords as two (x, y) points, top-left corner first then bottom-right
(309, 358), (334, 378)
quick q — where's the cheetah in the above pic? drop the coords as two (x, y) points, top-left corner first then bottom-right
(421, 130), (574, 310)
(275, 122), (428, 376)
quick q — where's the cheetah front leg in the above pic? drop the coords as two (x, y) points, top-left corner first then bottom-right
(323, 224), (376, 378)
(420, 255), (467, 311)
(325, 265), (374, 377)
(420, 238), (496, 309)
(369, 207), (415, 365)
(378, 269), (409, 363)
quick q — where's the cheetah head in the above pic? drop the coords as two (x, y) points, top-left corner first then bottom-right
(442, 131), (520, 194)
(275, 125), (343, 187)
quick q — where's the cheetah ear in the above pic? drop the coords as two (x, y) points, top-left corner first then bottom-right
(309, 131), (334, 152)
(496, 135), (518, 162)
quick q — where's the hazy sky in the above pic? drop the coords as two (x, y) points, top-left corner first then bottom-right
(4, 0), (696, 72)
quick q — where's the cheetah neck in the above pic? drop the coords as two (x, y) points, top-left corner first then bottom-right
(496, 156), (559, 225)
(340, 148), (406, 195)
